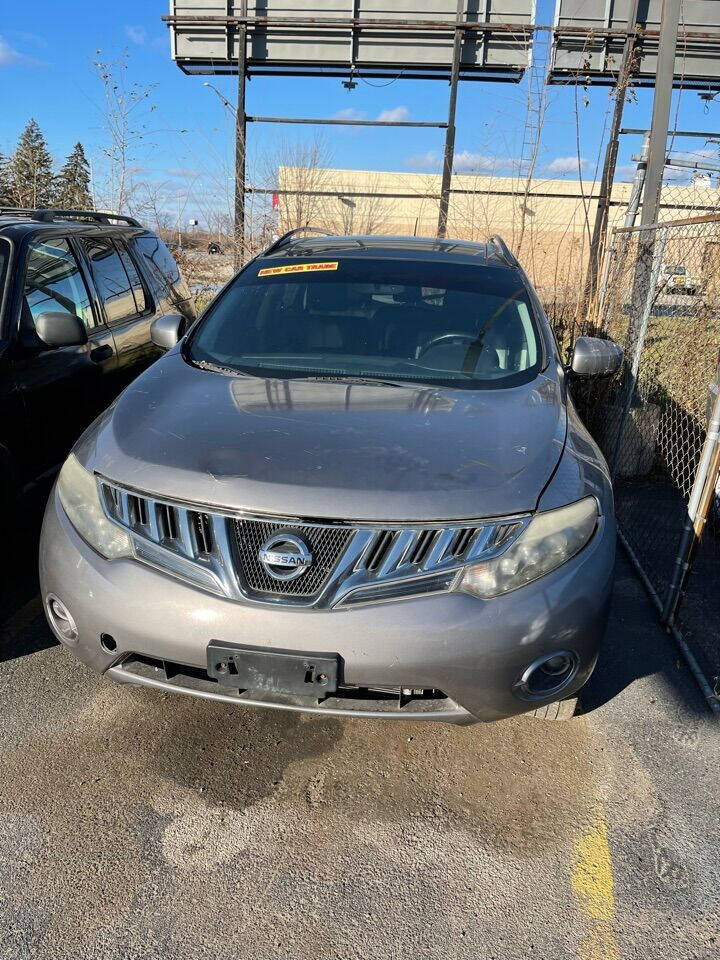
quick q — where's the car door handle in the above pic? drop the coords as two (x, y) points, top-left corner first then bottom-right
(90, 344), (114, 363)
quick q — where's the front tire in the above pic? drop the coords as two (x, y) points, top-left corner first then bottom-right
(531, 697), (578, 720)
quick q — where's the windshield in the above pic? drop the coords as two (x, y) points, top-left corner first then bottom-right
(665, 264), (686, 274)
(187, 256), (544, 389)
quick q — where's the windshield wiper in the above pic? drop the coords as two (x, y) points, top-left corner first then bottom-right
(191, 358), (247, 377)
(299, 375), (409, 388)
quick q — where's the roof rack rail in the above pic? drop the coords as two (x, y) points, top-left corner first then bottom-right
(488, 235), (518, 268)
(0, 207), (142, 227)
(262, 226), (336, 257)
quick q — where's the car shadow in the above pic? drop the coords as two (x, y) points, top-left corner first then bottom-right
(581, 546), (711, 717)
(1, 493), (58, 664)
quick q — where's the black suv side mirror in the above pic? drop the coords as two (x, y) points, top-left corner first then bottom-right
(570, 336), (623, 379)
(151, 313), (185, 351)
(35, 311), (88, 348)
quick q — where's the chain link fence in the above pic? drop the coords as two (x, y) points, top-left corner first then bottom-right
(574, 215), (720, 707)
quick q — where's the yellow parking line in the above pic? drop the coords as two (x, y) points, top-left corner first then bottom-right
(571, 810), (620, 960)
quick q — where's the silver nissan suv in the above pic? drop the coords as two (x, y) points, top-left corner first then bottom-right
(39, 232), (622, 724)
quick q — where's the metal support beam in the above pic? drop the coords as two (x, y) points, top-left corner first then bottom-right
(585, 0), (640, 304)
(162, 13), (717, 44)
(621, 128), (720, 138)
(246, 116), (447, 128)
(624, 132), (650, 228)
(437, 0), (464, 239)
(162, 14), (534, 34)
(664, 156), (720, 173)
(234, 0), (248, 269)
(247, 186), (720, 213)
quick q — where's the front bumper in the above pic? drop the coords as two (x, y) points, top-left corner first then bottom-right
(39, 487), (615, 724)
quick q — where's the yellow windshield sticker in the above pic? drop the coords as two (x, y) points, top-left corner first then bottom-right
(258, 261), (339, 278)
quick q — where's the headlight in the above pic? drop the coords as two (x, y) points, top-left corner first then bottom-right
(57, 454), (133, 560)
(458, 497), (598, 599)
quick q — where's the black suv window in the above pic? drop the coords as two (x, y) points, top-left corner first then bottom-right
(0, 238), (9, 330)
(82, 237), (138, 324)
(132, 234), (190, 304)
(115, 241), (147, 313)
(24, 238), (95, 329)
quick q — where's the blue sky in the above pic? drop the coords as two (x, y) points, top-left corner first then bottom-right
(1, 0), (718, 215)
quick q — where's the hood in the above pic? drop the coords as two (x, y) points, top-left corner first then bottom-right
(83, 352), (567, 522)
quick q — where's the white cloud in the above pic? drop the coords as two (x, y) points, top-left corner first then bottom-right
(404, 148), (516, 174)
(125, 25), (146, 45)
(168, 167), (202, 178)
(662, 166), (690, 182)
(377, 105), (410, 123)
(404, 150), (441, 170)
(10, 31), (47, 48)
(0, 36), (20, 65)
(686, 147), (718, 160)
(615, 164), (638, 180)
(453, 150), (497, 172)
(332, 107), (366, 121)
(547, 155), (588, 175)
(0, 35), (43, 67)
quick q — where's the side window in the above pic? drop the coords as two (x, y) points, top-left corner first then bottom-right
(0, 238), (10, 335)
(116, 241), (147, 314)
(24, 238), (95, 329)
(81, 237), (137, 324)
(132, 233), (190, 305)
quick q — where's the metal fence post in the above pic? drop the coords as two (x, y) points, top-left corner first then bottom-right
(594, 231), (616, 332)
(662, 381), (720, 627)
(609, 227), (668, 478)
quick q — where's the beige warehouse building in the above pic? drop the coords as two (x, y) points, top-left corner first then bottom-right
(276, 166), (720, 300)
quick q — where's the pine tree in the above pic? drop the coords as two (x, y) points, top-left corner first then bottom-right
(55, 142), (93, 210)
(0, 152), (12, 206)
(8, 118), (56, 208)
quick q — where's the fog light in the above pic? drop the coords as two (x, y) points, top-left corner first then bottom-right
(540, 654), (572, 677)
(46, 594), (79, 645)
(100, 633), (117, 654)
(513, 650), (579, 701)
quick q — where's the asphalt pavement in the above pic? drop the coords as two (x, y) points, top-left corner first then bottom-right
(0, 523), (718, 960)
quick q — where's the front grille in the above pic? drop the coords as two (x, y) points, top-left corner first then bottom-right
(97, 476), (531, 608)
(233, 519), (355, 598)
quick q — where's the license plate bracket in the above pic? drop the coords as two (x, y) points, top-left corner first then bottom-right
(207, 642), (340, 697)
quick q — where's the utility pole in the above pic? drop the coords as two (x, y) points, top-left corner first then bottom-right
(437, 0), (464, 239)
(235, 0), (248, 268)
(640, 0), (681, 228)
(585, 0), (639, 303)
(628, 0), (681, 343)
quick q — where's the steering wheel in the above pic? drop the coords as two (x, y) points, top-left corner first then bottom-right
(416, 333), (478, 358)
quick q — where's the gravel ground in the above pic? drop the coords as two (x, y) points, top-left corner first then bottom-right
(1, 537), (718, 960)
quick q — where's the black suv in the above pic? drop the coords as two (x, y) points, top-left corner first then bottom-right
(0, 208), (195, 520)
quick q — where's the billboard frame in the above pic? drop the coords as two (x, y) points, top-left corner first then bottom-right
(162, 6), (536, 255)
(549, 1), (720, 91)
(163, 10), (535, 81)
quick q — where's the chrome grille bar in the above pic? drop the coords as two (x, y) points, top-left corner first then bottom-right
(96, 476), (531, 608)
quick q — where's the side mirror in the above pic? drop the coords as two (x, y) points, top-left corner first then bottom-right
(570, 336), (623, 379)
(151, 313), (184, 351)
(35, 311), (88, 348)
